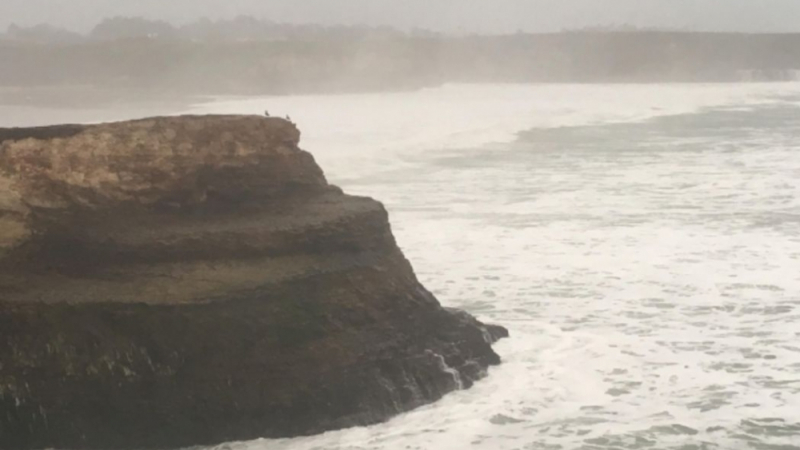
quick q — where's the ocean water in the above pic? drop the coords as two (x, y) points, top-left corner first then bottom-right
(189, 83), (800, 450)
(4, 82), (796, 450)
(188, 83), (800, 450)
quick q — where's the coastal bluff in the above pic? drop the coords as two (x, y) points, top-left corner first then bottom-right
(0, 116), (507, 450)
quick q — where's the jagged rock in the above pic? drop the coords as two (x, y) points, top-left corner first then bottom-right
(0, 116), (507, 450)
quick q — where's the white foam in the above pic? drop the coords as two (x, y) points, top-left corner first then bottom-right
(190, 83), (800, 450)
(428, 351), (464, 390)
(186, 82), (800, 184)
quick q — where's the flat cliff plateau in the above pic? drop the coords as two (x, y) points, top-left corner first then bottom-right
(0, 116), (507, 450)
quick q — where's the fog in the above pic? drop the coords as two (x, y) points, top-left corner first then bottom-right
(3, 0), (800, 33)
(4, 1), (800, 450)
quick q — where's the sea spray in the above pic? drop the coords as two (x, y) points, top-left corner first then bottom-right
(425, 350), (464, 391)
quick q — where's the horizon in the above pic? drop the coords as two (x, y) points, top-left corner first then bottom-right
(3, 0), (800, 35)
(7, 15), (800, 38)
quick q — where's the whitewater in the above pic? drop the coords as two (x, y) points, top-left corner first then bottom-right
(188, 83), (800, 450)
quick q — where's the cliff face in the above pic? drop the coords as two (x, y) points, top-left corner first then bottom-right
(0, 116), (507, 450)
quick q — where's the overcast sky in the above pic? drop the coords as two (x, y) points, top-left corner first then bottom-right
(3, 0), (800, 34)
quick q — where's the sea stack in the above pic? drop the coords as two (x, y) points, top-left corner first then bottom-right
(0, 116), (507, 450)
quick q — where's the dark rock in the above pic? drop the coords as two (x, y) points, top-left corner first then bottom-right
(0, 115), (507, 449)
(0, 124), (85, 144)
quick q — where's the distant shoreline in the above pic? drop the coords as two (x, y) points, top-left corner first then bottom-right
(2, 32), (800, 109)
(0, 86), (197, 127)
(3, 77), (800, 128)
(4, 75), (800, 110)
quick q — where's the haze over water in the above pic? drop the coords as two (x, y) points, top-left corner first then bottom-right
(190, 83), (800, 450)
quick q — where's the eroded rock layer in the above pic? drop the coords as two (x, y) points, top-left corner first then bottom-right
(0, 116), (506, 450)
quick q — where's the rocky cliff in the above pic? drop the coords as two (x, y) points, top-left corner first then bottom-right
(0, 116), (507, 450)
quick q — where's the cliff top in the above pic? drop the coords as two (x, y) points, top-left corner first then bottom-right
(0, 115), (390, 306)
(0, 115), (326, 252)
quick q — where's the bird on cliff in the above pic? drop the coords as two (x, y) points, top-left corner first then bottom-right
(264, 110), (270, 117)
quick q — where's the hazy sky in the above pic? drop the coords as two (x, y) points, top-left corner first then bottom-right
(3, 0), (800, 34)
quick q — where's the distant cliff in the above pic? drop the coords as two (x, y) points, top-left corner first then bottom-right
(0, 116), (507, 449)
(2, 31), (800, 100)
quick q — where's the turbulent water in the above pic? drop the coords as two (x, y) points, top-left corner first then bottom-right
(188, 83), (800, 450)
(8, 83), (797, 450)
